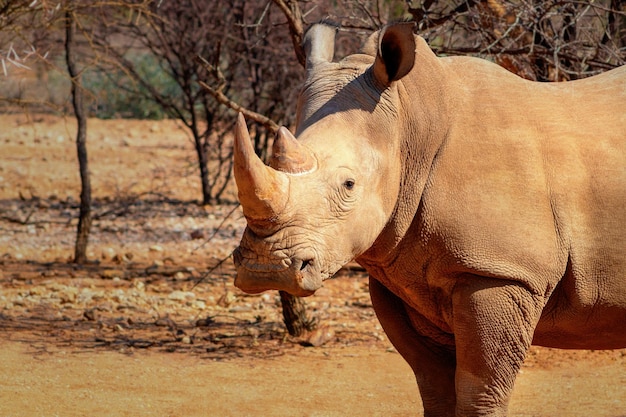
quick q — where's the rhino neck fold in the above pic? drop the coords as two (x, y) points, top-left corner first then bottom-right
(357, 59), (452, 269)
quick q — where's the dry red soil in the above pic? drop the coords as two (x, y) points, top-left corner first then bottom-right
(0, 115), (624, 416)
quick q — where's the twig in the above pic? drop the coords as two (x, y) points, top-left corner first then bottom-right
(1, 206), (36, 225)
(271, 0), (306, 67)
(198, 79), (279, 133)
(192, 204), (242, 253)
(191, 253), (233, 290)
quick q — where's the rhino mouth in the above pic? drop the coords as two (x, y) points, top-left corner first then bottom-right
(232, 248), (322, 297)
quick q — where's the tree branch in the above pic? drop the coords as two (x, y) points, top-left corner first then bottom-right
(198, 80), (279, 133)
(271, 0), (305, 67)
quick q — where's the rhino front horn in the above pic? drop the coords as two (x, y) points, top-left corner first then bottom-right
(233, 113), (289, 224)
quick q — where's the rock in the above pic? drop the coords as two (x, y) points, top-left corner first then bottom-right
(101, 269), (123, 279)
(163, 257), (177, 265)
(217, 291), (236, 307)
(155, 317), (176, 328)
(27, 287), (46, 296)
(59, 287), (78, 304)
(13, 296), (26, 307)
(83, 308), (97, 321)
(110, 289), (126, 303)
(41, 270), (56, 278)
(102, 247), (116, 260)
(195, 317), (214, 327)
(190, 229), (205, 240)
(149, 245), (163, 252)
(78, 289), (104, 303)
(168, 290), (195, 302)
(303, 326), (335, 347)
(132, 280), (145, 292)
(229, 305), (252, 313)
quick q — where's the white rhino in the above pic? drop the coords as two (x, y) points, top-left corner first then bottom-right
(232, 22), (626, 417)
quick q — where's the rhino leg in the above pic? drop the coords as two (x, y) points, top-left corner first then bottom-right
(369, 277), (456, 417)
(451, 276), (545, 417)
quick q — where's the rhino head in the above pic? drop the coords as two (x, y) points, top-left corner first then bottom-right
(233, 22), (419, 296)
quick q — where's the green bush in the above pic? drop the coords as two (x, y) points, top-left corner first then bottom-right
(83, 53), (182, 120)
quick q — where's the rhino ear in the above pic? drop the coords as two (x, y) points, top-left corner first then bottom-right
(372, 22), (416, 86)
(303, 22), (339, 69)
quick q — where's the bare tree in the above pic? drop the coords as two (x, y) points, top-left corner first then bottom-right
(63, 1), (156, 263)
(64, 5), (92, 263)
(407, 0), (626, 81)
(1, 1), (158, 263)
(88, 0), (242, 205)
(0, 1), (56, 81)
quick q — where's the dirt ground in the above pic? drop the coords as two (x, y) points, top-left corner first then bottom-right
(0, 115), (625, 416)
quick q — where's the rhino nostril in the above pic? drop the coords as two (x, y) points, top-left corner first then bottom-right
(232, 248), (242, 266)
(300, 259), (312, 271)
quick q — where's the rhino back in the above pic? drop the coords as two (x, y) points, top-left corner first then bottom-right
(411, 58), (626, 347)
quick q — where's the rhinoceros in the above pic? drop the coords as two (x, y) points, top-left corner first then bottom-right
(232, 22), (626, 416)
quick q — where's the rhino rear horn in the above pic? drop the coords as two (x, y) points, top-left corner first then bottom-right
(270, 127), (317, 174)
(233, 113), (289, 223)
(303, 22), (339, 68)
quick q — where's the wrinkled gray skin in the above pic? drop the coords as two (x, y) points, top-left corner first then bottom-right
(232, 22), (626, 417)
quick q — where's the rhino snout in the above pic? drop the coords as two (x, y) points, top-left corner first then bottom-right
(232, 249), (321, 297)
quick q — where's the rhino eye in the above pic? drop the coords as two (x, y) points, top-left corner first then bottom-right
(343, 179), (355, 190)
